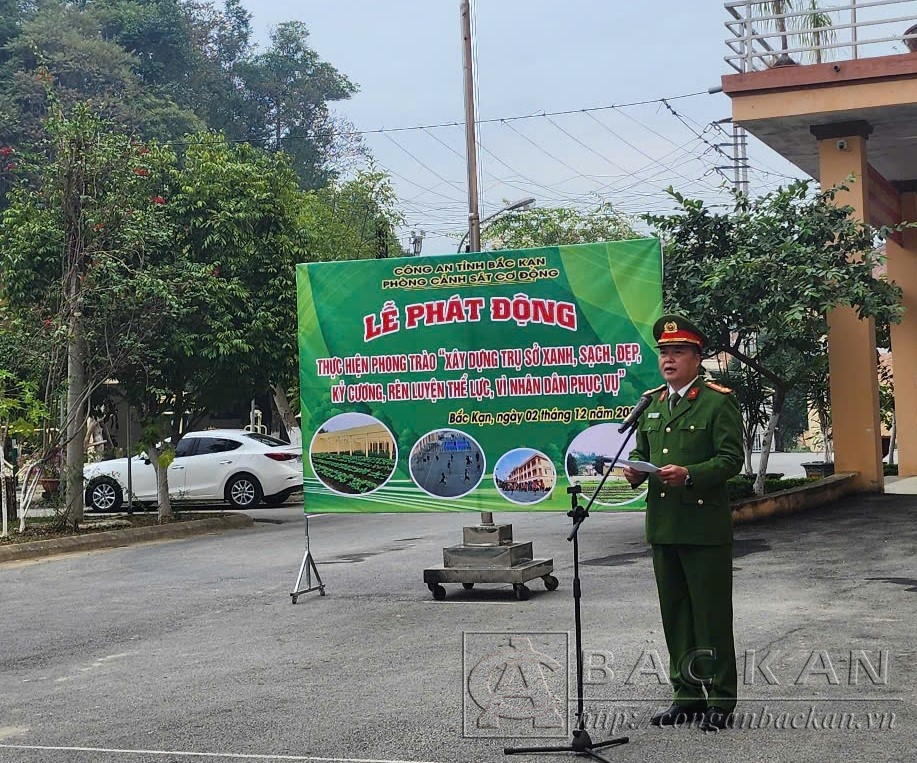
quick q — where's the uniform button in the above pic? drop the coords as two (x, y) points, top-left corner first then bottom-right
(690, 425), (695, 431)
(660, 492), (666, 498)
(665, 427), (672, 433)
(697, 499), (704, 505)
(662, 447), (669, 454)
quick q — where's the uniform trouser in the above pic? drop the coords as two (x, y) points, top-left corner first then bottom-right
(652, 543), (737, 712)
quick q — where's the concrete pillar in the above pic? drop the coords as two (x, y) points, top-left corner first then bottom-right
(812, 123), (883, 492)
(886, 191), (917, 476)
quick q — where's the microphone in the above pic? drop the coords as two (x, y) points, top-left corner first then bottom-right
(617, 392), (655, 433)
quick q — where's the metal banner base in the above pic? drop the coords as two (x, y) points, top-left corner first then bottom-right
(424, 514), (556, 601)
(290, 514), (326, 604)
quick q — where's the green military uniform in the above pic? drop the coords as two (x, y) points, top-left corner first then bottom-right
(629, 317), (744, 714)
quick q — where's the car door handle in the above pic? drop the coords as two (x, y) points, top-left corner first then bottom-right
(170, 465), (184, 470)
(219, 460), (233, 465)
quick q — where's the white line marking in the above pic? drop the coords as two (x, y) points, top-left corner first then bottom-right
(0, 744), (439, 763)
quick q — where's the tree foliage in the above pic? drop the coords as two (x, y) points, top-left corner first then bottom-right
(0, 0), (358, 190)
(647, 179), (902, 492)
(480, 201), (639, 250)
(1, 90), (405, 518)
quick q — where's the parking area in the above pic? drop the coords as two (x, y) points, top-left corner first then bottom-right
(0, 493), (913, 762)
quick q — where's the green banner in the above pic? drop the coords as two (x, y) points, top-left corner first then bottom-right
(297, 239), (662, 513)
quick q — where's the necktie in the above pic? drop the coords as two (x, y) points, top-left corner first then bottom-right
(668, 391), (680, 413)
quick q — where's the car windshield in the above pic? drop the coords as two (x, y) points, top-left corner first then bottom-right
(243, 432), (289, 447)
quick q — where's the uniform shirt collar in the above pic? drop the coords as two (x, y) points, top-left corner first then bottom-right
(668, 376), (699, 399)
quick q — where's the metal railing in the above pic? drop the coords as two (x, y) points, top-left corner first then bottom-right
(725, 0), (917, 72)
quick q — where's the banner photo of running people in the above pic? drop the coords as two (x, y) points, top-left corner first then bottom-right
(297, 238), (662, 513)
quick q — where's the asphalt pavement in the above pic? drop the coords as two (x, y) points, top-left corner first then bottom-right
(0, 493), (914, 763)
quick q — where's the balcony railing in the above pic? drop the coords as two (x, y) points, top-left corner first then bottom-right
(725, 0), (917, 72)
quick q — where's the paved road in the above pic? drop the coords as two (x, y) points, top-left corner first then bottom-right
(1, 495), (913, 762)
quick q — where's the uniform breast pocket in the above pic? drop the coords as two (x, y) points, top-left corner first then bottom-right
(676, 420), (711, 455)
(640, 418), (662, 435)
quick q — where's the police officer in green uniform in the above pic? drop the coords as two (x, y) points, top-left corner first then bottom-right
(622, 315), (743, 732)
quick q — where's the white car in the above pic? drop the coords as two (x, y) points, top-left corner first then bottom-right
(83, 429), (303, 512)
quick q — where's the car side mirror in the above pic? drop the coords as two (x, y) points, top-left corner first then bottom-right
(143, 458), (151, 465)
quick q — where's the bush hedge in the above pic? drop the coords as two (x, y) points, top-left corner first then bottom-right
(727, 474), (813, 502)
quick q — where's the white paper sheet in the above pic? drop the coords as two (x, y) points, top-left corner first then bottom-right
(616, 458), (660, 474)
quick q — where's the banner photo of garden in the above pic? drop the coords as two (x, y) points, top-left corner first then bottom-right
(296, 238), (663, 513)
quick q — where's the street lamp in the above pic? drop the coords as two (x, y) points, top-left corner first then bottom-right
(457, 196), (535, 253)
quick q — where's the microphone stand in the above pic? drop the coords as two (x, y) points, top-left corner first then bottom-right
(505, 411), (644, 762)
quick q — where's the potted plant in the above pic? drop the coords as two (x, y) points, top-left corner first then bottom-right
(801, 355), (834, 479)
(904, 23), (917, 53)
(39, 450), (63, 500)
(39, 465), (61, 499)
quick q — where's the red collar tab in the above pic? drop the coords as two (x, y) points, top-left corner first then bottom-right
(687, 387), (700, 401)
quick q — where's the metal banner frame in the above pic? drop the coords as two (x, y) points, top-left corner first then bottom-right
(290, 514), (326, 603)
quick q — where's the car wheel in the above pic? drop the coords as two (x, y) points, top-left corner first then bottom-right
(225, 473), (263, 509)
(85, 477), (123, 512)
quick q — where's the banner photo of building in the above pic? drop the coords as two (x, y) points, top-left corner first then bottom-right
(297, 238), (662, 513)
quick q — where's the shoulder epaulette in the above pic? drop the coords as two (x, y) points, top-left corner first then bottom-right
(705, 381), (733, 395)
(643, 383), (666, 396)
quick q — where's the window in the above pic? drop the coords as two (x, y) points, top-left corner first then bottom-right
(174, 438), (197, 458)
(197, 437), (242, 454)
(243, 432), (288, 447)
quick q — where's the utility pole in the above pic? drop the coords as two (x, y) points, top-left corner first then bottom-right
(460, 0), (481, 253)
(732, 123), (749, 195)
(460, 0), (486, 526)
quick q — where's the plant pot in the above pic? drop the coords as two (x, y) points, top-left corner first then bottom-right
(770, 53), (799, 67)
(801, 461), (835, 479)
(39, 476), (61, 499)
(905, 23), (917, 53)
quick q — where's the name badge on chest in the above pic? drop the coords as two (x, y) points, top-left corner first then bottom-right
(647, 412), (661, 419)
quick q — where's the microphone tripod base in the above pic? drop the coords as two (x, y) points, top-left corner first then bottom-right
(504, 728), (628, 763)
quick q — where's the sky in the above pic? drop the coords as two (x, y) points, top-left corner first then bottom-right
(238, 1), (806, 255)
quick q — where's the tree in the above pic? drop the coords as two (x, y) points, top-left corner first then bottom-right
(235, 21), (357, 189)
(0, 2), (361, 193)
(1, 89), (189, 525)
(710, 358), (771, 474)
(648, 179), (902, 495)
(480, 201), (639, 250)
(0, 3), (204, 150)
(754, 1), (835, 66)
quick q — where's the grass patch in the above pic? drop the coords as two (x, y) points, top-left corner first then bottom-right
(0, 511), (228, 546)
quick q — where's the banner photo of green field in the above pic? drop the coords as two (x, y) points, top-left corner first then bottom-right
(297, 238), (662, 513)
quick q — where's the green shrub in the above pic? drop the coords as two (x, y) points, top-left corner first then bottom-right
(884, 463), (899, 476)
(728, 475), (814, 503)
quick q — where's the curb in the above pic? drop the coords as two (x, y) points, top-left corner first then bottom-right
(732, 473), (859, 524)
(0, 513), (254, 564)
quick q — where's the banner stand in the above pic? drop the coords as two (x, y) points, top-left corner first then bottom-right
(290, 514), (326, 604)
(424, 512), (556, 601)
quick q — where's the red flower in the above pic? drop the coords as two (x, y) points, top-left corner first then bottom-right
(5, 162), (16, 171)
(211, 267), (220, 277)
(136, 146), (150, 156)
(151, 195), (165, 204)
(133, 167), (149, 177)
(0, 147), (11, 157)
(94, 223), (104, 231)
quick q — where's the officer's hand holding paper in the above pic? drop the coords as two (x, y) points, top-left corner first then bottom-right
(618, 458), (659, 474)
